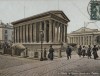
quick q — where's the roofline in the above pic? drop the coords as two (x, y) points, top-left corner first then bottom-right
(11, 10), (70, 25)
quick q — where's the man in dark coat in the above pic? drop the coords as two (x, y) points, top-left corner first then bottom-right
(82, 46), (86, 58)
(87, 45), (92, 59)
(92, 45), (99, 59)
(78, 45), (82, 57)
(48, 45), (54, 60)
(66, 45), (72, 60)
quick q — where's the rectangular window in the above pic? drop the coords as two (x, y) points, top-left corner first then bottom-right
(5, 30), (7, 34)
(5, 35), (8, 40)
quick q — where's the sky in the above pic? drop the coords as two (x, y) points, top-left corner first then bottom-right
(0, 0), (100, 33)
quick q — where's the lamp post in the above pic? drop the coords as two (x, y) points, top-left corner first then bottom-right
(40, 30), (44, 61)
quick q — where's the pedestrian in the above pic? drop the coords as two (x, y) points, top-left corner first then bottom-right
(48, 45), (54, 60)
(44, 48), (47, 60)
(92, 45), (99, 59)
(78, 45), (82, 57)
(87, 45), (92, 59)
(25, 47), (28, 57)
(66, 45), (72, 60)
(82, 46), (86, 58)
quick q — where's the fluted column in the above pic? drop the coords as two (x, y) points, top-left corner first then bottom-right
(75, 37), (76, 43)
(23, 25), (25, 43)
(63, 25), (65, 42)
(86, 36), (88, 45)
(39, 22), (42, 42)
(17, 27), (19, 43)
(44, 21), (46, 42)
(49, 20), (53, 42)
(32, 23), (34, 42)
(26, 25), (28, 43)
(53, 20), (55, 42)
(21, 26), (23, 43)
(29, 24), (32, 43)
(14, 27), (16, 43)
(79, 37), (80, 45)
(80, 37), (81, 45)
(88, 36), (89, 45)
(82, 36), (84, 45)
(65, 25), (67, 42)
(89, 36), (91, 45)
(33, 23), (36, 42)
(71, 37), (73, 43)
(56, 22), (59, 42)
(55, 22), (57, 42)
(78, 37), (79, 44)
(60, 24), (62, 42)
(58, 23), (60, 42)
(19, 26), (22, 43)
(19, 26), (21, 43)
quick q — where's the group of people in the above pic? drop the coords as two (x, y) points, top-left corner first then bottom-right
(46, 44), (99, 61)
(78, 45), (99, 59)
(60, 45), (99, 60)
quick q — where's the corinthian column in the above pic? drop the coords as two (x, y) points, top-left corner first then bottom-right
(53, 20), (55, 42)
(65, 25), (67, 42)
(57, 22), (59, 42)
(60, 24), (62, 42)
(26, 25), (28, 43)
(29, 24), (32, 43)
(39, 22), (42, 42)
(55, 22), (57, 42)
(44, 21), (46, 43)
(17, 27), (19, 43)
(23, 25), (25, 43)
(49, 20), (53, 42)
(20, 26), (22, 43)
(14, 27), (16, 43)
(63, 25), (66, 42)
(33, 23), (36, 42)
(58, 23), (60, 42)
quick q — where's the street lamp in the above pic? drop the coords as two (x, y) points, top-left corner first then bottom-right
(40, 30), (44, 61)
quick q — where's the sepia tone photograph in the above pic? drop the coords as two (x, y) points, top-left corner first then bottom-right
(0, 0), (100, 76)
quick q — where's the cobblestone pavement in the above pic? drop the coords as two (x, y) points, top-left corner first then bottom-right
(0, 55), (38, 70)
(0, 51), (100, 76)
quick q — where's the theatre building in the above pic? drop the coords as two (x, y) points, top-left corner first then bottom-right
(68, 27), (100, 46)
(12, 10), (70, 58)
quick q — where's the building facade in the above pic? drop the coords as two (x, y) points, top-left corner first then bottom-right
(0, 21), (13, 44)
(0, 21), (13, 54)
(68, 27), (100, 47)
(12, 10), (70, 58)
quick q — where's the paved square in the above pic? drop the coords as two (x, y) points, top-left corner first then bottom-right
(0, 51), (100, 76)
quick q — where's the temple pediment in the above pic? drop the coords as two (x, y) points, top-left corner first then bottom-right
(71, 27), (98, 34)
(49, 11), (70, 21)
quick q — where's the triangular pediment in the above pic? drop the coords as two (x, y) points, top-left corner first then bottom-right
(49, 11), (70, 21)
(12, 10), (70, 25)
(71, 27), (98, 34)
(54, 13), (65, 19)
